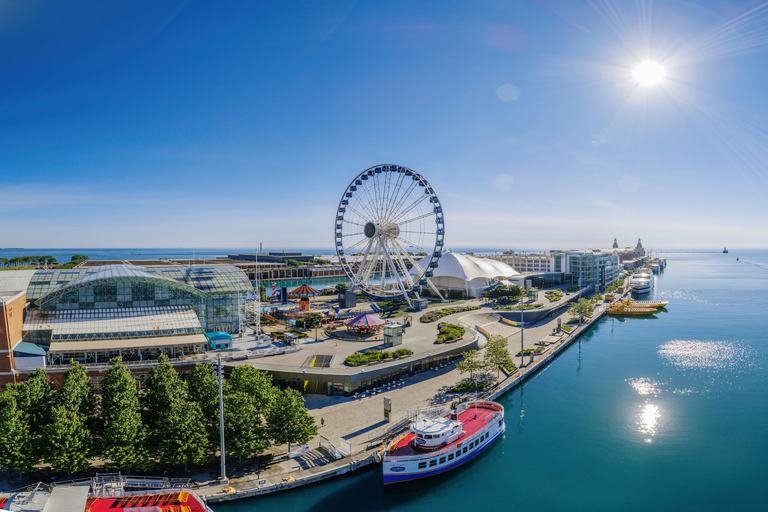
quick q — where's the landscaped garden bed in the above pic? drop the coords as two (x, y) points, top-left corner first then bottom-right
(435, 323), (465, 344)
(420, 305), (480, 323)
(515, 347), (545, 357)
(271, 330), (309, 340)
(493, 303), (544, 311)
(449, 381), (491, 393)
(344, 348), (413, 366)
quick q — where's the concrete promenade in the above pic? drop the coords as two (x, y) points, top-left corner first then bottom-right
(201, 294), (617, 504)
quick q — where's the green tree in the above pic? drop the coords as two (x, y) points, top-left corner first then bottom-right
(57, 361), (95, 422)
(0, 395), (35, 478)
(187, 363), (220, 444)
(101, 359), (150, 472)
(568, 298), (594, 322)
(267, 389), (317, 453)
(456, 350), (485, 379)
(0, 258), (8, 267)
(142, 355), (188, 435)
(9, 369), (54, 438)
(258, 284), (268, 302)
(102, 407), (150, 472)
(483, 335), (515, 378)
(285, 259), (301, 267)
(43, 406), (92, 478)
(335, 283), (348, 292)
(157, 400), (211, 472)
(227, 366), (276, 413)
(296, 312), (323, 329)
(224, 392), (269, 461)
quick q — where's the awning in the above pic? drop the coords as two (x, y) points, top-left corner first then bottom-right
(48, 334), (208, 352)
(344, 313), (386, 327)
(288, 284), (321, 297)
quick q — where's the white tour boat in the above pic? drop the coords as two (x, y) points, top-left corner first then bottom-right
(382, 400), (505, 484)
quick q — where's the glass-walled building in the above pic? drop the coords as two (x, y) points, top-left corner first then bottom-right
(22, 264), (251, 365)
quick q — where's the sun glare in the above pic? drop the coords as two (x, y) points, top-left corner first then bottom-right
(633, 61), (665, 86)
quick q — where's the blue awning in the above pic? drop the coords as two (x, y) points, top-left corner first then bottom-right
(12, 341), (48, 357)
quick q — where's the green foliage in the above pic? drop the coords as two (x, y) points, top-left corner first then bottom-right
(456, 350), (485, 376)
(449, 381), (490, 393)
(271, 330), (308, 339)
(0, 395), (35, 473)
(567, 285), (579, 292)
(102, 406), (150, 471)
(344, 349), (413, 366)
(157, 400), (212, 470)
(484, 284), (524, 300)
(224, 392), (269, 460)
(101, 358), (149, 471)
(420, 305), (480, 323)
(11, 368), (54, 438)
(590, 294), (604, 304)
(544, 289), (564, 302)
(335, 283), (348, 292)
(295, 312), (324, 329)
(57, 361), (95, 422)
(561, 325), (573, 333)
(285, 259), (301, 267)
(258, 284), (268, 302)
(493, 303), (544, 310)
(308, 258), (331, 265)
(186, 363), (220, 446)
(484, 335), (515, 378)
(142, 355), (188, 449)
(267, 389), (317, 452)
(227, 366), (276, 413)
(568, 298), (594, 320)
(515, 347), (545, 356)
(43, 406), (92, 477)
(435, 323), (465, 344)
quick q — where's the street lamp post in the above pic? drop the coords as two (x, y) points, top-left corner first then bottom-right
(520, 290), (524, 367)
(217, 357), (228, 485)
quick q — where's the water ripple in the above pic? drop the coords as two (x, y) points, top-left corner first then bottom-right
(658, 340), (754, 371)
(627, 377), (661, 396)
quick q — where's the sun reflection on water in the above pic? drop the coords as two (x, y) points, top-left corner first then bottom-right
(627, 377), (661, 396)
(659, 340), (752, 371)
(638, 403), (660, 442)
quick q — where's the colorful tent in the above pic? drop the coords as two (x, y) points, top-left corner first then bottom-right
(288, 284), (321, 298)
(344, 312), (386, 327)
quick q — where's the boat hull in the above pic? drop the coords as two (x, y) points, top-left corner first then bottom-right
(383, 426), (504, 484)
(382, 401), (505, 485)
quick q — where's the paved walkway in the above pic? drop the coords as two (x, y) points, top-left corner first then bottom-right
(199, 296), (618, 501)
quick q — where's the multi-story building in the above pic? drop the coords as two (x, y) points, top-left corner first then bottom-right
(0, 263), (251, 386)
(484, 251), (555, 273)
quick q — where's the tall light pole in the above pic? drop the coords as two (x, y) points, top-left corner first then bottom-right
(520, 289), (524, 367)
(218, 357), (228, 485)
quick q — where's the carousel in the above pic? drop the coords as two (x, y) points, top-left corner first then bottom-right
(344, 312), (387, 338)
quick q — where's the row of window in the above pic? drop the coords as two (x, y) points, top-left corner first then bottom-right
(416, 432), (491, 469)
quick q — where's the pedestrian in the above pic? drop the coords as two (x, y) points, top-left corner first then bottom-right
(321, 417), (325, 427)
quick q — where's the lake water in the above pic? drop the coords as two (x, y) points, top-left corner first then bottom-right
(211, 250), (768, 512)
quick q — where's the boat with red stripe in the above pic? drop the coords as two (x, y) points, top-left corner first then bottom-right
(382, 400), (505, 484)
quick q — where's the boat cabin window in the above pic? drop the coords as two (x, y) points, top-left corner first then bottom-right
(448, 454), (454, 461)
(439, 457), (446, 464)
(418, 462), (427, 469)
(463, 447), (468, 454)
(429, 460), (437, 467)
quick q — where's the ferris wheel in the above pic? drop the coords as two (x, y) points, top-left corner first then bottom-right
(334, 164), (445, 306)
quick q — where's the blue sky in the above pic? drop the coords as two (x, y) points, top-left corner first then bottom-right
(2, 0), (767, 250)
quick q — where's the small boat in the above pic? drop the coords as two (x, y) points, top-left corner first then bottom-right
(737, 257), (739, 261)
(608, 307), (659, 315)
(629, 269), (654, 294)
(723, 247), (729, 253)
(382, 401), (505, 484)
(625, 299), (669, 308)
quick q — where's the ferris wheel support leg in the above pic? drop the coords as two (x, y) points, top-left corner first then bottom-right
(425, 278), (447, 302)
(381, 236), (413, 308)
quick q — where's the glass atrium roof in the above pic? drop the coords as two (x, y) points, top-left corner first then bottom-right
(24, 306), (203, 340)
(26, 264), (251, 300)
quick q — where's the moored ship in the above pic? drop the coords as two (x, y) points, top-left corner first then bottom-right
(382, 400), (505, 484)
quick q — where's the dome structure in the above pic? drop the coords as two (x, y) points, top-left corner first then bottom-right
(411, 251), (519, 298)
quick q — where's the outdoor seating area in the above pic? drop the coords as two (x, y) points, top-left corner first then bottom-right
(354, 379), (407, 399)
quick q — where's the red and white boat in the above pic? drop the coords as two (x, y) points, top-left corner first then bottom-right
(382, 400), (505, 484)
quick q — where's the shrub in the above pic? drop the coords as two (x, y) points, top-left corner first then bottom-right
(344, 348), (413, 366)
(561, 325), (573, 332)
(493, 303), (544, 311)
(449, 381), (490, 393)
(515, 347), (545, 356)
(567, 285), (579, 292)
(435, 323), (465, 344)
(420, 305), (480, 323)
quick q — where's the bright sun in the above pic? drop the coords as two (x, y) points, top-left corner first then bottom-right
(633, 61), (665, 86)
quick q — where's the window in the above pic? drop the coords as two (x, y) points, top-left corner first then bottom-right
(418, 462), (427, 469)
(463, 447), (468, 454)
(448, 454), (454, 461)
(429, 460), (437, 467)
(439, 457), (446, 464)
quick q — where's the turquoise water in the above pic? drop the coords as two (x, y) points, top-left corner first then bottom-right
(212, 250), (768, 512)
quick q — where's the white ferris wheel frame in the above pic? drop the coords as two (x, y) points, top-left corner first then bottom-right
(334, 164), (445, 307)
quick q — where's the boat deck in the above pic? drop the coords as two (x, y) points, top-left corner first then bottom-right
(388, 405), (498, 457)
(86, 490), (208, 512)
